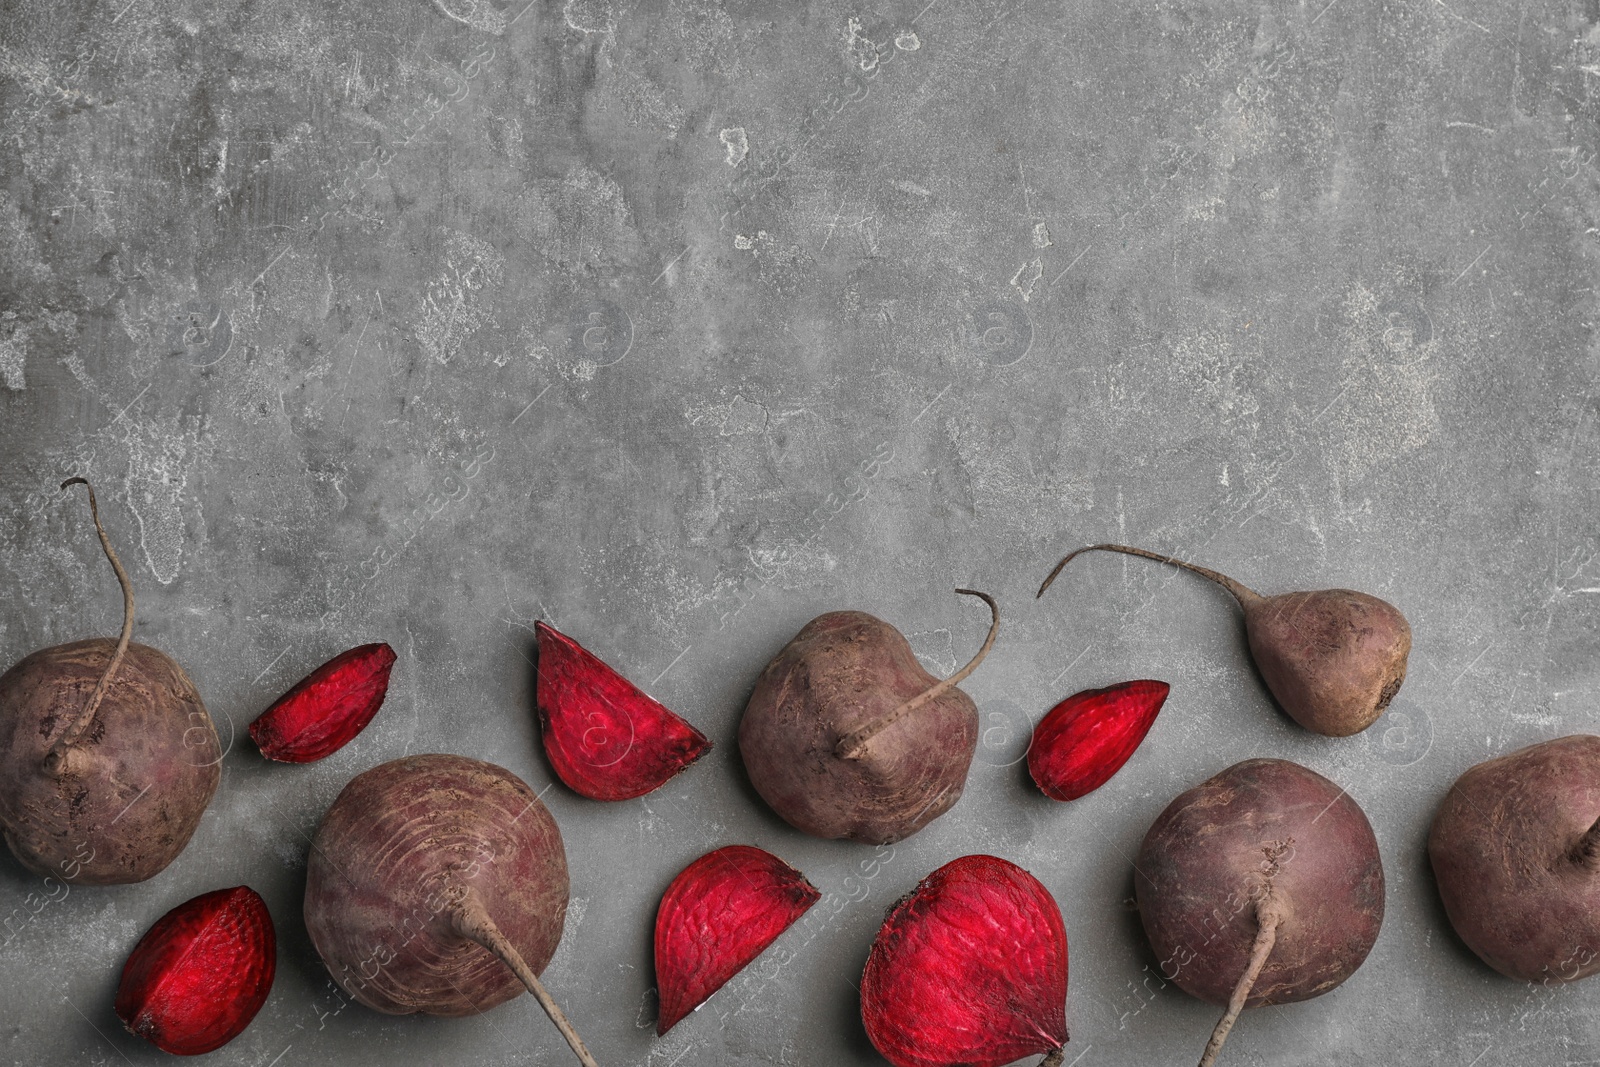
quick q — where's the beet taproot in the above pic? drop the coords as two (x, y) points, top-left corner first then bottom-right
(303, 754), (597, 1067)
(861, 854), (1068, 1067)
(535, 621), (711, 800)
(0, 479), (220, 884)
(653, 844), (820, 1034)
(1028, 679), (1170, 801)
(738, 590), (1000, 844)
(249, 642), (396, 762)
(1039, 544), (1410, 736)
(115, 885), (276, 1055)
(1429, 735), (1600, 983)
(1136, 758), (1384, 1066)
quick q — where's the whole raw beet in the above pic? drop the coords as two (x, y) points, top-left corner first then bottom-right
(1429, 735), (1600, 983)
(739, 610), (981, 845)
(303, 754), (569, 1016)
(1137, 758), (1384, 1065)
(0, 638), (220, 884)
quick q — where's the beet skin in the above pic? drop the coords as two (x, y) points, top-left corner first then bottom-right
(739, 611), (978, 844)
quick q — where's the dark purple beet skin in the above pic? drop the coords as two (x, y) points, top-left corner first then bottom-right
(738, 611), (978, 845)
(1136, 758), (1385, 1008)
(1429, 735), (1600, 984)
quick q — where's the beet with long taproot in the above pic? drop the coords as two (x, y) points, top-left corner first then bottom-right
(1040, 544), (1410, 737)
(0, 479), (219, 885)
(303, 753), (598, 1067)
(1136, 757), (1384, 1067)
(738, 590), (999, 845)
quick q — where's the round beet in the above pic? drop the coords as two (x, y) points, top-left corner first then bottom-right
(0, 480), (219, 884)
(303, 754), (597, 1066)
(738, 591), (999, 844)
(1429, 735), (1600, 983)
(1040, 544), (1411, 736)
(1136, 758), (1384, 1066)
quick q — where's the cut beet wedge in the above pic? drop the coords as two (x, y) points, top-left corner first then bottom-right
(1028, 680), (1170, 801)
(535, 622), (712, 801)
(654, 845), (820, 1035)
(862, 854), (1068, 1067)
(249, 642), (396, 763)
(115, 885), (277, 1055)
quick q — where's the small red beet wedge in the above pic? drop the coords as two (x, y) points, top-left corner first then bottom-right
(1028, 680), (1170, 801)
(654, 844), (820, 1035)
(115, 885), (277, 1055)
(862, 854), (1068, 1067)
(249, 642), (396, 762)
(535, 622), (712, 801)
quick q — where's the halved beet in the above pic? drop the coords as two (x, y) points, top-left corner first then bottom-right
(535, 622), (711, 800)
(115, 885), (277, 1055)
(249, 642), (397, 762)
(862, 854), (1068, 1067)
(1028, 680), (1170, 801)
(654, 845), (820, 1034)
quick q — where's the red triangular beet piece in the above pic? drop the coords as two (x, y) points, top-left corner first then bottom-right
(654, 844), (820, 1035)
(115, 885), (277, 1055)
(1028, 679), (1170, 801)
(862, 854), (1068, 1067)
(249, 642), (397, 763)
(535, 622), (712, 801)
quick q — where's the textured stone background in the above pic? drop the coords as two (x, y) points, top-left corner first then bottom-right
(2, 0), (1599, 1063)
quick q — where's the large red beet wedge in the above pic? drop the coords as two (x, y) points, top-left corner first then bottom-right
(249, 642), (397, 762)
(862, 855), (1068, 1067)
(535, 622), (711, 800)
(654, 844), (820, 1034)
(1028, 680), (1170, 801)
(115, 885), (277, 1055)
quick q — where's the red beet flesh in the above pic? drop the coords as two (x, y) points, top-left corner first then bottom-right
(653, 845), (820, 1035)
(535, 622), (711, 801)
(1028, 680), (1170, 801)
(1429, 735), (1600, 983)
(862, 854), (1068, 1067)
(249, 642), (396, 762)
(115, 885), (277, 1055)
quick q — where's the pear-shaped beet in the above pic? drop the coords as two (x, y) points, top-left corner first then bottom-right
(1040, 544), (1410, 736)
(535, 622), (711, 800)
(1429, 735), (1600, 983)
(654, 845), (820, 1034)
(1137, 758), (1384, 1066)
(738, 590), (1000, 845)
(0, 479), (220, 884)
(861, 854), (1068, 1067)
(303, 754), (597, 1067)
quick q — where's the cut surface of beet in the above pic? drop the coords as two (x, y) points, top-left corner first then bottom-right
(862, 854), (1068, 1067)
(1028, 680), (1170, 801)
(654, 844), (820, 1035)
(249, 642), (397, 762)
(535, 622), (711, 800)
(115, 885), (277, 1056)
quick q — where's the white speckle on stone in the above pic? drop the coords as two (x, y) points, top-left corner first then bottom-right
(719, 126), (749, 167)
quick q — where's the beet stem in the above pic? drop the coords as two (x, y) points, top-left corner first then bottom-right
(45, 478), (136, 778)
(1197, 895), (1285, 1067)
(450, 892), (601, 1067)
(1040, 1049), (1066, 1066)
(1037, 544), (1262, 608)
(834, 589), (1000, 761)
(1573, 815), (1600, 870)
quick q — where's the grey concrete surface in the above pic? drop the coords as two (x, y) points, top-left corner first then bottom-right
(2, 0), (1599, 1063)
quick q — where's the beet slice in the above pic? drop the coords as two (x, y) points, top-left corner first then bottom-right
(654, 844), (820, 1035)
(862, 854), (1068, 1067)
(115, 885), (277, 1055)
(249, 642), (397, 762)
(1028, 680), (1170, 801)
(535, 622), (711, 800)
